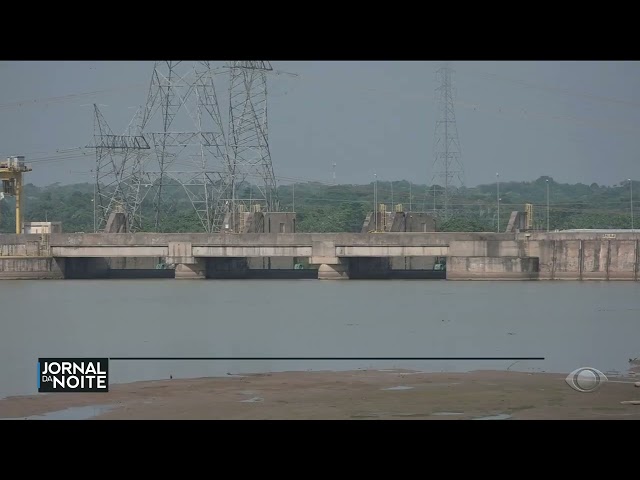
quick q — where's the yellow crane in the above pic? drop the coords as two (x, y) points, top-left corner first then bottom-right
(0, 156), (32, 234)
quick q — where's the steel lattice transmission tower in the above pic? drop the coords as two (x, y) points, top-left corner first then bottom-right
(144, 60), (281, 233)
(88, 104), (151, 233)
(430, 62), (465, 220)
(223, 61), (279, 231)
(89, 60), (282, 233)
(139, 61), (229, 233)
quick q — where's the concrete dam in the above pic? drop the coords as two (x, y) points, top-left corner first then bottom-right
(1, 230), (639, 281)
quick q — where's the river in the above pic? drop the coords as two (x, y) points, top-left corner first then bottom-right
(1, 279), (638, 398)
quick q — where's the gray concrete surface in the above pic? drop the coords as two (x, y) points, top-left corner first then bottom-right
(2, 231), (640, 281)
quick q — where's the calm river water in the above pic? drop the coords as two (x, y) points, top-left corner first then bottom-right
(1, 279), (638, 398)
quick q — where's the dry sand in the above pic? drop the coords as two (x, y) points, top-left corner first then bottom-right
(1, 369), (639, 420)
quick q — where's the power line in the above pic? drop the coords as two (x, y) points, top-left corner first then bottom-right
(0, 83), (148, 111)
(295, 68), (640, 136)
(466, 69), (640, 111)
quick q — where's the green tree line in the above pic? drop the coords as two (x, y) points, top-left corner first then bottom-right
(0, 177), (636, 234)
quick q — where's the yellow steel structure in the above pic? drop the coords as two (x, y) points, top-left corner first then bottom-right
(0, 156), (32, 234)
(525, 203), (534, 231)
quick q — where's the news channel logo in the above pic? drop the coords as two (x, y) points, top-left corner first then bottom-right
(565, 367), (608, 393)
(38, 358), (109, 393)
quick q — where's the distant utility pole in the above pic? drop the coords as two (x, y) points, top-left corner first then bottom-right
(546, 178), (550, 232)
(391, 181), (394, 208)
(374, 172), (378, 232)
(433, 185), (437, 212)
(629, 178), (634, 232)
(409, 183), (412, 212)
(93, 179), (96, 233)
(496, 172), (500, 233)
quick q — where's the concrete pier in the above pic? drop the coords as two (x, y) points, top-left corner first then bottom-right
(447, 256), (540, 280)
(317, 262), (349, 280)
(174, 259), (206, 279)
(0, 257), (65, 279)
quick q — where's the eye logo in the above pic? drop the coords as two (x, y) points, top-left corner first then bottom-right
(565, 367), (608, 393)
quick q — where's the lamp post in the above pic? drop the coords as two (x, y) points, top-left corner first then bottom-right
(496, 173), (500, 233)
(391, 180), (394, 209)
(629, 179), (634, 232)
(433, 185), (437, 213)
(374, 172), (378, 232)
(546, 178), (550, 233)
(409, 182), (412, 212)
(0, 192), (4, 232)
(92, 178), (96, 233)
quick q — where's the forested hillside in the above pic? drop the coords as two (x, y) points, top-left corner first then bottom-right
(0, 177), (636, 233)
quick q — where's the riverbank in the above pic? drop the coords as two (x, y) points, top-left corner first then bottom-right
(1, 369), (638, 420)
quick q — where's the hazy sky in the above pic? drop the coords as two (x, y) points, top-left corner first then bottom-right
(1, 61), (639, 187)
